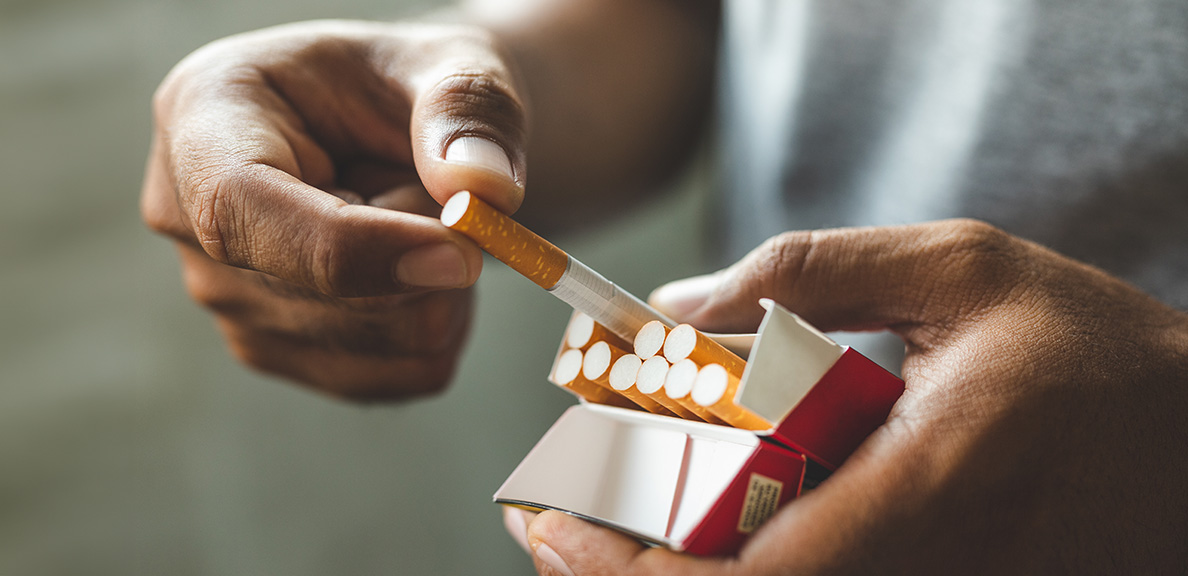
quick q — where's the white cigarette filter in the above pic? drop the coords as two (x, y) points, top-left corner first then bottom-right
(551, 348), (638, 410)
(635, 356), (702, 421)
(566, 312), (631, 352)
(608, 352), (642, 392)
(552, 348), (584, 386)
(691, 364), (771, 431)
(603, 352), (675, 417)
(663, 359), (727, 425)
(634, 356), (670, 395)
(663, 324), (748, 380)
(633, 320), (669, 359)
(441, 191), (675, 342)
(664, 359), (699, 400)
(582, 341), (622, 382)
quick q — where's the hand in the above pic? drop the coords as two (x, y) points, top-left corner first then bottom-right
(141, 20), (528, 400)
(509, 220), (1188, 574)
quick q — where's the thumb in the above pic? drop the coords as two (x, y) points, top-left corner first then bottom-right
(648, 220), (1029, 338)
(408, 33), (528, 215)
(525, 511), (728, 576)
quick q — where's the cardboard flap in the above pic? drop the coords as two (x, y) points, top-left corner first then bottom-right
(681, 442), (805, 556)
(666, 436), (758, 543)
(771, 347), (906, 469)
(737, 299), (845, 422)
(495, 405), (761, 545)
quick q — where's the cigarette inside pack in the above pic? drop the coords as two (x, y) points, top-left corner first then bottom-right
(446, 190), (905, 554)
(549, 312), (770, 431)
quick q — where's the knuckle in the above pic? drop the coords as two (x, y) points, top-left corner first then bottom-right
(183, 165), (242, 266)
(938, 219), (1017, 275)
(751, 230), (814, 296)
(932, 219), (1023, 308)
(306, 222), (356, 298)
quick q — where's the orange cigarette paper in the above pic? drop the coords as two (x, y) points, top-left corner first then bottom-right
(441, 191), (567, 289)
(581, 374), (655, 412)
(649, 393), (702, 421)
(562, 379), (641, 410)
(705, 398), (770, 431)
(671, 393), (727, 426)
(682, 403), (727, 425)
(615, 384), (676, 417)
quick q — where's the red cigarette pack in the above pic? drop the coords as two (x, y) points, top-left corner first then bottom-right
(494, 299), (904, 554)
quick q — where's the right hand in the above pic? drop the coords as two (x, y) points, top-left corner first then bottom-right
(140, 20), (529, 400)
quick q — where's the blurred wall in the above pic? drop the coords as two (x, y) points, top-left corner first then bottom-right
(0, 0), (711, 574)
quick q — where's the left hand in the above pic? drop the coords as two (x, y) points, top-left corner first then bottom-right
(506, 219), (1188, 575)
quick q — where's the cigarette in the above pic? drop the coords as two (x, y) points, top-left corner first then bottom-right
(633, 320), (669, 359)
(565, 311), (631, 352)
(441, 191), (675, 342)
(598, 349), (676, 417)
(550, 348), (640, 410)
(663, 359), (727, 425)
(691, 363), (771, 431)
(663, 324), (747, 380)
(633, 356), (703, 421)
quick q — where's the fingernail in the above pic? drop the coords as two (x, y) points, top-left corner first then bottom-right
(444, 136), (515, 181)
(534, 542), (575, 576)
(648, 273), (722, 320)
(395, 243), (468, 288)
(503, 508), (531, 555)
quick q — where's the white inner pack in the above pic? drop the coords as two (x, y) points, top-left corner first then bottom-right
(495, 404), (759, 545)
(736, 300), (845, 423)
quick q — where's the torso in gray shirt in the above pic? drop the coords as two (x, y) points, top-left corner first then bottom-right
(718, 0), (1188, 315)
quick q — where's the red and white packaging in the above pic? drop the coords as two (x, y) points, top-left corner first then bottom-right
(494, 299), (904, 555)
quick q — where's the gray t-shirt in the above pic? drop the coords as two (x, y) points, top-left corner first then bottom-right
(718, 0), (1188, 317)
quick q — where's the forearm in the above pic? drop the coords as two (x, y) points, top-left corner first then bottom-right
(462, 0), (721, 230)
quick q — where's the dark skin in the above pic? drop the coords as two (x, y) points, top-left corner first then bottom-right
(143, 1), (1188, 572)
(513, 220), (1188, 574)
(140, 5), (717, 399)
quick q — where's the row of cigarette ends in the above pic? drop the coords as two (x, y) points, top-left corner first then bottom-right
(550, 314), (772, 431)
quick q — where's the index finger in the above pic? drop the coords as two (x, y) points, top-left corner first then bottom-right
(147, 75), (483, 297)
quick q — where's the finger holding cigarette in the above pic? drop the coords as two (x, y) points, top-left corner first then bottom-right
(441, 191), (675, 342)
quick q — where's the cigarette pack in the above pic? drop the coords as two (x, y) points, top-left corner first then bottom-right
(494, 299), (904, 555)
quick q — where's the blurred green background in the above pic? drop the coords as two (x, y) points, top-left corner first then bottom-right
(0, 0), (710, 574)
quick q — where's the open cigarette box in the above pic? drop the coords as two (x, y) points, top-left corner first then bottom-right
(494, 299), (905, 555)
